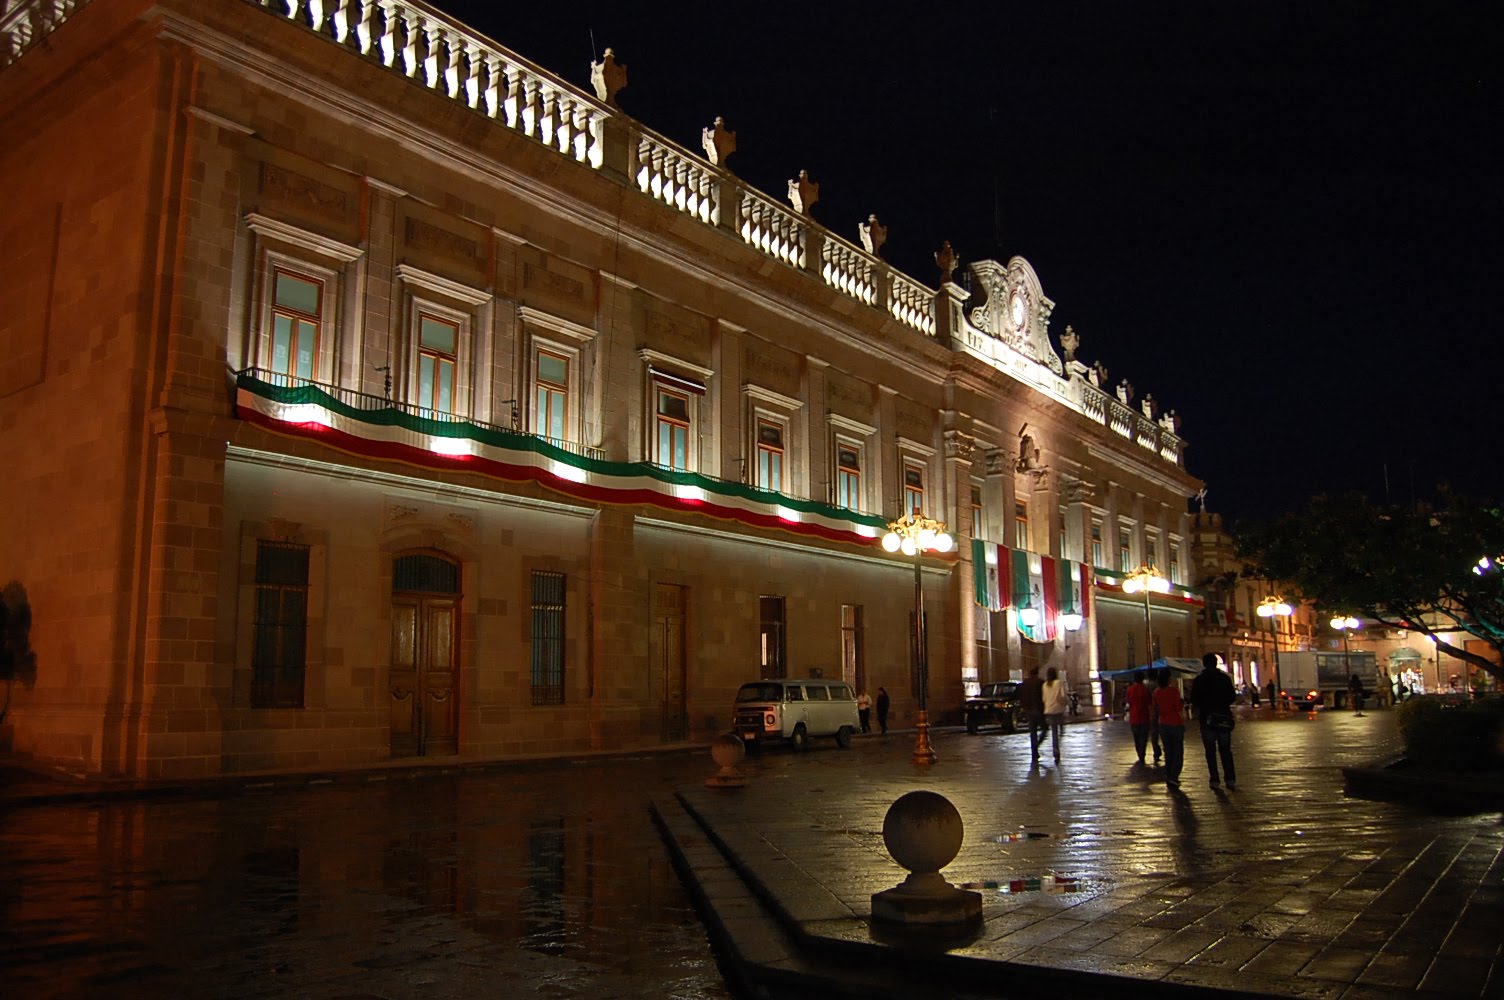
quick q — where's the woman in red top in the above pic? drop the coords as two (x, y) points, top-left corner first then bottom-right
(1124, 671), (1161, 765)
(1151, 668), (1186, 789)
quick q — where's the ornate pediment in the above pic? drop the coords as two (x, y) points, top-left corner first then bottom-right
(964, 258), (1063, 377)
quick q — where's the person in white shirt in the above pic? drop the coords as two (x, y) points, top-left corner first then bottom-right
(1042, 666), (1069, 762)
(856, 690), (872, 734)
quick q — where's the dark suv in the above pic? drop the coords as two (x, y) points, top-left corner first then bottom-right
(964, 681), (1023, 734)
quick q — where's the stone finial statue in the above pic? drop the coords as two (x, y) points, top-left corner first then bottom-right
(1141, 394), (1159, 420)
(1161, 409), (1181, 434)
(590, 48), (628, 107)
(702, 117), (736, 167)
(859, 214), (887, 256)
(787, 170), (819, 214)
(934, 240), (958, 284)
(1116, 379), (1134, 405)
(1059, 325), (1080, 363)
(1091, 360), (1108, 388)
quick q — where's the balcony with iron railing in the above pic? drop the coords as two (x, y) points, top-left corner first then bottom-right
(237, 367), (605, 461)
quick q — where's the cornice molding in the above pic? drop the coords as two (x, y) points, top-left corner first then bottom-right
(395, 263), (491, 306)
(245, 212), (364, 262)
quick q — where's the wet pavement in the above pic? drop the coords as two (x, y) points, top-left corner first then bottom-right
(2, 709), (1499, 999)
(0, 752), (734, 999)
(660, 707), (1504, 999)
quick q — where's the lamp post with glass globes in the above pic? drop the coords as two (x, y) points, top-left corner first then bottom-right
(1122, 564), (1170, 671)
(1257, 596), (1294, 708)
(881, 511), (953, 766)
(1331, 615), (1362, 713)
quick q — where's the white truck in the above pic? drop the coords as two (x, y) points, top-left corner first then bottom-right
(1279, 650), (1380, 710)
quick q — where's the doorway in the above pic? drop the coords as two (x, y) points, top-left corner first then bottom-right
(654, 583), (687, 742)
(390, 552), (460, 757)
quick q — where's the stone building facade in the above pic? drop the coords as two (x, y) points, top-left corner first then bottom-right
(0, 0), (1201, 778)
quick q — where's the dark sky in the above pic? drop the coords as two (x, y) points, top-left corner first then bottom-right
(446, 1), (1502, 526)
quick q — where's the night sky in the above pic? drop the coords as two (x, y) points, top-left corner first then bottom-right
(446, 1), (1502, 526)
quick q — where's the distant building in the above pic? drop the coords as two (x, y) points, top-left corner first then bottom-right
(1, 0), (1198, 778)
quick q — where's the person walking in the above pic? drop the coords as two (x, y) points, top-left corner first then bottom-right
(875, 687), (890, 734)
(1152, 667), (1186, 790)
(1189, 652), (1237, 789)
(1348, 673), (1367, 716)
(1265, 677), (1277, 709)
(1042, 666), (1068, 762)
(1125, 670), (1157, 764)
(1019, 666), (1045, 762)
(856, 690), (872, 734)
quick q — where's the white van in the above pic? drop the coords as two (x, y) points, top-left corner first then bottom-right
(732, 678), (860, 750)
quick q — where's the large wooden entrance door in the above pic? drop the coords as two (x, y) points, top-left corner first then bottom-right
(390, 553), (460, 757)
(654, 583), (687, 742)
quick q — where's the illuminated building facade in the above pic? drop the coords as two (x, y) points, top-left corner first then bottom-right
(1, 0), (1199, 777)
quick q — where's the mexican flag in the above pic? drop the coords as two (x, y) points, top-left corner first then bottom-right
(1010, 548), (1054, 642)
(970, 538), (1003, 611)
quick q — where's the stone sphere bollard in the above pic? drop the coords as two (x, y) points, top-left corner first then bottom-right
(704, 732), (748, 788)
(871, 790), (981, 927)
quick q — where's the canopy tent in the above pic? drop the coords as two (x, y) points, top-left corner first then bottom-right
(1099, 657), (1204, 682)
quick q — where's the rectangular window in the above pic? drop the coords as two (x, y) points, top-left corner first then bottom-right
(530, 571), (566, 705)
(270, 269), (322, 383)
(1014, 501), (1029, 551)
(1091, 521), (1104, 567)
(418, 315), (458, 415)
(534, 349), (570, 442)
(971, 486), (984, 540)
(1119, 526), (1133, 571)
(251, 541), (310, 708)
(841, 604), (865, 691)
(836, 443), (862, 511)
(1059, 508), (1068, 560)
(656, 389), (691, 471)
(759, 596), (786, 679)
(1170, 542), (1182, 585)
(755, 420), (785, 492)
(903, 463), (925, 516)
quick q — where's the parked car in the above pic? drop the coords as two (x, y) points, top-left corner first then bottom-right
(732, 678), (859, 751)
(965, 681), (1023, 734)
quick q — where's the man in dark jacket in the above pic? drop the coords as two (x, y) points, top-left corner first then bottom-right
(1018, 666), (1045, 762)
(1189, 652), (1238, 788)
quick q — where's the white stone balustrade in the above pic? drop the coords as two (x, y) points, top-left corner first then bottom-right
(1078, 381), (1110, 426)
(820, 236), (877, 305)
(245, 0), (606, 168)
(5, 0), (1183, 467)
(1, 0), (89, 68)
(738, 188), (805, 269)
(634, 131), (718, 225)
(888, 272), (937, 337)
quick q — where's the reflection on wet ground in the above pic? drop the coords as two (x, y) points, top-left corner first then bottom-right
(0, 753), (733, 999)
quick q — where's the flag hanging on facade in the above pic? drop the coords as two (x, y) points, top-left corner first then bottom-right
(1058, 558), (1083, 618)
(972, 538), (989, 609)
(970, 538), (1004, 612)
(1039, 554), (1059, 642)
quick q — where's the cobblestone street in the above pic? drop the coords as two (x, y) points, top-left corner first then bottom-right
(3, 708), (1499, 999)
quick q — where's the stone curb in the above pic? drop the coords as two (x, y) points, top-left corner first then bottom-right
(0, 743), (706, 808)
(655, 790), (1297, 999)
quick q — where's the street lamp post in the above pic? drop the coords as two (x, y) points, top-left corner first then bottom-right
(1331, 615), (1361, 714)
(1122, 564), (1169, 671)
(882, 512), (953, 766)
(1257, 596), (1294, 708)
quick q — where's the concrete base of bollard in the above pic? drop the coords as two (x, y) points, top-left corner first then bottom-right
(871, 872), (982, 926)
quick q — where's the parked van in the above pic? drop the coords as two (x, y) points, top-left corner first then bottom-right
(732, 678), (860, 750)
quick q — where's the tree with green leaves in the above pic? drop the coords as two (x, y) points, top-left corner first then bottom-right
(1239, 492), (1504, 686)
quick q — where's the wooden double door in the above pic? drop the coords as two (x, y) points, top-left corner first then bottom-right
(390, 554), (460, 757)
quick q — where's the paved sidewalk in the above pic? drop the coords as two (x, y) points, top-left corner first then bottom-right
(656, 710), (1504, 999)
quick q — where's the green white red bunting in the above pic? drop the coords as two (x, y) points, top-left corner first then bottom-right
(970, 539), (1091, 641)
